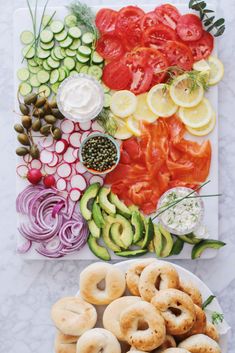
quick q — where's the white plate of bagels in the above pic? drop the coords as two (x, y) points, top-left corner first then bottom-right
(51, 259), (230, 353)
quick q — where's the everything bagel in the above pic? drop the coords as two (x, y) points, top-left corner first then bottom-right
(76, 328), (121, 353)
(178, 334), (221, 353)
(126, 259), (156, 296)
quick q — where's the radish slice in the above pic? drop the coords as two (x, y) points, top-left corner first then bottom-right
(89, 175), (104, 186)
(40, 135), (54, 148)
(16, 164), (29, 177)
(73, 148), (79, 159)
(74, 123), (81, 132)
(48, 154), (59, 167)
(44, 165), (57, 175)
(56, 178), (67, 191)
(79, 121), (92, 131)
(57, 163), (72, 178)
(69, 132), (82, 148)
(80, 131), (90, 143)
(30, 159), (42, 170)
(69, 188), (82, 202)
(23, 154), (32, 164)
(44, 144), (55, 152)
(91, 120), (104, 132)
(55, 139), (68, 155)
(63, 147), (77, 164)
(40, 150), (54, 164)
(71, 174), (87, 191)
(75, 161), (87, 174)
(61, 119), (75, 134)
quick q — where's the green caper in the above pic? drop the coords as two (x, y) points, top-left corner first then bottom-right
(40, 124), (52, 136)
(16, 147), (29, 156)
(52, 128), (62, 140)
(49, 97), (57, 108)
(43, 102), (52, 115)
(19, 103), (29, 115)
(33, 107), (45, 118)
(17, 133), (30, 146)
(30, 145), (40, 159)
(14, 124), (24, 133)
(51, 108), (64, 120)
(44, 114), (57, 124)
(24, 93), (37, 105)
(32, 118), (42, 132)
(35, 97), (46, 108)
(21, 115), (32, 129)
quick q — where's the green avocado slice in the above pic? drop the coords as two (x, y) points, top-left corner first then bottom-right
(87, 219), (100, 238)
(158, 224), (174, 257)
(102, 218), (121, 252)
(141, 218), (154, 249)
(80, 183), (100, 220)
(115, 249), (148, 257)
(109, 192), (131, 218)
(131, 211), (144, 244)
(153, 224), (163, 257)
(98, 187), (116, 215)
(192, 239), (226, 259)
(92, 200), (105, 228)
(87, 234), (110, 261)
(178, 233), (202, 244)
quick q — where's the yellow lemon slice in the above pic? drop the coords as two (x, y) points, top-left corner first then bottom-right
(179, 98), (213, 129)
(170, 74), (204, 108)
(133, 93), (158, 123)
(126, 116), (142, 136)
(113, 116), (133, 140)
(147, 84), (178, 118)
(110, 90), (137, 118)
(193, 59), (211, 72)
(186, 111), (216, 136)
(207, 56), (224, 86)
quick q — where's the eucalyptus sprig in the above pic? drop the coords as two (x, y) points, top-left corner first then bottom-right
(189, 0), (225, 37)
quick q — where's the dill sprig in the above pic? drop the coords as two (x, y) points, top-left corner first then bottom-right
(96, 109), (118, 136)
(212, 312), (224, 325)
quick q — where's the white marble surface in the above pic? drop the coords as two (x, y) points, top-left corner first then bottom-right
(0, 0), (234, 351)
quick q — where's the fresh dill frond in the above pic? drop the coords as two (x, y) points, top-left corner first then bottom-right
(96, 109), (118, 136)
(212, 311), (224, 325)
(187, 70), (209, 92)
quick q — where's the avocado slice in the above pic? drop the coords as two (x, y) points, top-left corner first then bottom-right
(80, 183), (100, 220)
(131, 211), (144, 244)
(148, 240), (155, 253)
(158, 224), (174, 257)
(170, 237), (184, 256)
(110, 214), (133, 248)
(87, 220), (101, 238)
(192, 239), (226, 259)
(92, 200), (105, 228)
(110, 223), (126, 248)
(109, 192), (131, 218)
(87, 234), (110, 261)
(98, 187), (116, 215)
(102, 219), (121, 252)
(178, 233), (202, 244)
(153, 224), (163, 257)
(115, 249), (148, 257)
(129, 205), (139, 212)
(142, 218), (154, 249)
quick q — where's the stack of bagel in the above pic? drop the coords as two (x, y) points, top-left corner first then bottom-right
(51, 260), (221, 353)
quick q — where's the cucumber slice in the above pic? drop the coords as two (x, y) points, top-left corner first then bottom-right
(50, 69), (60, 84)
(17, 68), (30, 81)
(53, 47), (64, 60)
(70, 70), (78, 76)
(29, 75), (40, 87)
(65, 14), (77, 28)
(51, 50), (60, 62)
(60, 48), (67, 58)
(80, 65), (89, 74)
(40, 40), (55, 50)
(76, 53), (89, 63)
(28, 65), (40, 74)
(35, 57), (43, 66)
(61, 65), (70, 77)
(47, 57), (60, 69)
(60, 36), (73, 48)
(51, 82), (60, 94)
(102, 83), (110, 93)
(82, 32), (94, 45)
(104, 93), (111, 108)
(37, 48), (50, 59)
(88, 65), (103, 80)
(42, 60), (51, 71)
(78, 45), (92, 57)
(58, 67), (67, 81)
(39, 84), (51, 97)
(76, 62), (83, 72)
(19, 82), (32, 96)
(22, 45), (35, 59)
(54, 30), (68, 42)
(68, 26), (82, 39)
(70, 38), (81, 50)
(42, 14), (53, 27)
(50, 20), (64, 34)
(40, 29), (54, 43)
(37, 70), (50, 84)
(64, 57), (75, 70)
(65, 48), (76, 57)
(92, 51), (104, 64)
(20, 30), (34, 45)
(27, 58), (38, 67)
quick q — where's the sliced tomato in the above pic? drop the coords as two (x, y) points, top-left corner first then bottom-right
(96, 34), (125, 61)
(155, 4), (181, 29)
(95, 8), (118, 35)
(176, 14), (203, 42)
(139, 47), (169, 85)
(187, 30), (214, 61)
(161, 41), (193, 71)
(142, 24), (177, 48)
(140, 11), (159, 31)
(102, 61), (132, 90)
(130, 66), (153, 95)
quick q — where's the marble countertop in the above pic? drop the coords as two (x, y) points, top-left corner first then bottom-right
(0, 0), (234, 351)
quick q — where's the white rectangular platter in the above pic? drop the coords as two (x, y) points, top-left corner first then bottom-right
(14, 3), (218, 260)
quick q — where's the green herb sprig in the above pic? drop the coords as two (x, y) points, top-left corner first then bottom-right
(202, 295), (216, 309)
(189, 0), (225, 37)
(212, 312), (224, 325)
(96, 109), (118, 136)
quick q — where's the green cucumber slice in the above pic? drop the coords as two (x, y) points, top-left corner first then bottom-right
(102, 83), (110, 93)
(50, 69), (60, 84)
(47, 57), (60, 69)
(19, 82), (32, 96)
(17, 68), (30, 81)
(70, 38), (81, 50)
(53, 47), (64, 60)
(64, 57), (75, 70)
(92, 51), (104, 64)
(20, 31), (34, 45)
(51, 82), (60, 94)
(40, 29), (54, 43)
(87, 65), (103, 80)
(37, 70), (50, 84)
(38, 84), (51, 97)
(70, 70), (78, 76)
(76, 53), (89, 63)
(76, 62), (83, 72)
(28, 65), (40, 74)
(50, 20), (64, 34)
(51, 50), (60, 62)
(37, 48), (50, 59)
(104, 93), (111, 108)
(82, 32), (94, 45)
(22, 45), (35, 59)
(42, 14), (53, 27)
(65, 48), (76, 57)
(80, 65), (89, 74)
(60, 48), (67, 58)
(40, 40), (55, 50)
(42, 60), (51, 71)
(78, 45), (92, 57)
(65, 14), (77, 28)
(29, 75), (40, 87)
(27, 58), (38, 67)
(58, 67), (67, 81)
(68, 26), (82, 39)
(54, 30), (68, 42)
(60, 36), (73, 48)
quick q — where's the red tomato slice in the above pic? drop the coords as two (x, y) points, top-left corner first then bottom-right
(187, 30), (214, 61)
(155, 4), (181, 29)
(142, 24), (177, 48)
(130, 66), (153, 95)
(102, 62), (132, 90)
(95, 8), (118, 35)
(176, 14), (203, 42)
(161, 41), (193, 71)
(96, 34), (125, 61)
(140, 11), (159, 31)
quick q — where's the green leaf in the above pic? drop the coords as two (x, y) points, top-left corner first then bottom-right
(204, 16), (215, 26)
(214, 25), (226, 37)
(202, 295), (216, 310)
(207, 23), (216, 32)
(189, 0), (197, 8)
(192, 1), (206, 11)
(213, 18), (225, 27)
(204, 9), (215, 13)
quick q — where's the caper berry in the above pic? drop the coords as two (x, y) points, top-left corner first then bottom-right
(24, 92), (37, 105)
(17, 133), (30, 146)
(19, 103), (29, 115)
(21, 115), (32, 129)
(44, 114), (57, 124)
(32, 118), (42, 132)
(49, 97), (57, 109)
(33, 107), (45, 118)
(40, 124), (52, 136)
(16, 147), (29, 156)
(52, 128), (62, 140)
(51, 108), (64, 120)
(35, 97), (46, 108)
(14, 124), (24, 133)
(30, 145), (40, 159)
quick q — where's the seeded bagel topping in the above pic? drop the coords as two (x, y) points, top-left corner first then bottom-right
(81, 136), (118, 172)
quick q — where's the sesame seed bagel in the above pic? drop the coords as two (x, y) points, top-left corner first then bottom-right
(178, 334), (221, 353)
(76, 328), (121, 353)
(126, 259), (156, 296)
(179, 279), (203, 307)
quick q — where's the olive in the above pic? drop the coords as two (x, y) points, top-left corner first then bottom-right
(24, 93), (37, 105)
(32, 118), (42, 132)
(16, 147), (29, 156)
(30, 145), (40, 159)
(49, 97), (57, 108)
(35, 97), (46, 108)
(21, 115), (32, 129)
(14, 124), (24, 133)
(19, 103), (29, 115)
(17, 133), (30, 146)
(52, 128), (62, 140)
(44, 114), (57, 124)
(40, 124), (52, 136)
(33, 107), (45, 118)
(51, 108), (64, 120)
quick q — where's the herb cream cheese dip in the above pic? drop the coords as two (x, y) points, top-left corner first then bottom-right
(57, 74), (104, 122)
(157, 187), (204, 236)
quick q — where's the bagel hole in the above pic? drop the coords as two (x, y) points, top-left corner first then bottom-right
(97, 279), (106, 290)
(155, 275), (162, 290)
(137, 319), (149, 331)
(169, 307), (182, 317)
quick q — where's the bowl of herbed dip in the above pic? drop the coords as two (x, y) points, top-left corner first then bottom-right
(57, 74), (104, 123)
(157, 187), (204, 236)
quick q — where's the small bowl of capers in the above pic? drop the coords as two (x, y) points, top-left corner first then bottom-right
(79, 133), (120, 175)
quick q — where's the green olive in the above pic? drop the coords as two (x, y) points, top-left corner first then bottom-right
(32, 118), (42, 132)
(52, 128), (62, 140)
(30, 145), (40, 159)
(24, 93), (37, 105)
(17, 133), (30, 146)
(21, 115), (32, 129)
(51, 108), (64, 120)
(19, 103), (30, 115)
(14, 124), (24, 133)
(16, 147), (29, 156)
(44, 114), (57, 124)
(40, 124), (52, 136)
(35, 97), (46, 108)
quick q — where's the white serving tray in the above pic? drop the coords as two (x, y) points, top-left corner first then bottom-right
(14, 4), (219, 260)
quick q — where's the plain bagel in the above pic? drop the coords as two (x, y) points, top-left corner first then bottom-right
(205, 322), (220, 342)
(153, 335), (176, 352)
(178, 334), (221, 353)
(76, 328), (121, 353)
(175, 305), (206, 341)
(55, 332), (77, 353)
(56, 331), (79, 344)
(79, 262), (126, 305)
(126, 259), (156, 296)
(161, 349), (191, 353)
(179, 279), (203, 307)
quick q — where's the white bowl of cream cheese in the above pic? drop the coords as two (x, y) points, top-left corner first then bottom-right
(57, 74), (104, 123)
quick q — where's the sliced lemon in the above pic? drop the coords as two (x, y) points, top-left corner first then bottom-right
(133, 93), (158, 123)
(126, 116), (142, 136)
(113, 116), (133, 140)
(207, 56), (224, 86)
(179, 98), (213, 129)
(170, 74), (204, 108)
(147, 84), (178, 118)
(193, 59), (211, 72)
(186, 111), (216, 136)
(110, 90), (137, 118)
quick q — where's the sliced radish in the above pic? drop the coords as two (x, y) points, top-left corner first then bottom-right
(69, 188), (82, 202)
(62, 133), (70, 141)
(70, 174), (87, 191)
(56, 178), (67, 191)
(40, 135), (54, 148)
(63, 147), (77, 164)
(48, 153), (59, 167)
(55, 139), (68, 155)
(79, 121), (92, 131)
(23, 154), (32, 164)
(30, 159), (42, 170)
(75, 161), (87, 174)
(57, 163), (72, 178)
(40, 149), (54, 164)
(44, 165), (57, 175)
(61, 119), (75, 134)
(16, 164), (29, 178)
(89, 175), (104, 186)
(44, 144), (55, 152)
(69, 132), (82, 148)
(73, 148), (79, 159)
(91, 120), (104, 132)
(80, 131), (90, 143)
(74, 123), (81, 132)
